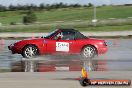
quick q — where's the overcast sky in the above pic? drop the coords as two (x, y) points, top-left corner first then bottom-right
(0, 0), (132, 6)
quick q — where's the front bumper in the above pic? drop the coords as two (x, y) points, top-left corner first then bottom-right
(8, 44), (20, 54)
(8, 45), (12, 50)
(8, 45), (15, 54)
(98, 47), (108, 54)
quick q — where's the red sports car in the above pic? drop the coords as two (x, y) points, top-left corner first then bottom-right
(8, 29), (108, 59)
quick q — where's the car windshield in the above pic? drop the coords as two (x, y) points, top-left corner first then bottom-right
(44, 30), (58, 39)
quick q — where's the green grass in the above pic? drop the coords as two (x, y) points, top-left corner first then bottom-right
(0, 69), (10, 72)
(0, 22), (132, 32)
(0, 11), (24, 24)
(0, 6), (132, 24)
(0, 6), (132, 32)
(96, 6), (132, 19)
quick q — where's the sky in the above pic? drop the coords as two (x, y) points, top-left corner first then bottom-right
(0, 0), (132, 6)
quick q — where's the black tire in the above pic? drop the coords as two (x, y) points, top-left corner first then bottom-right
(81, 45), (97, 59)
(80, 78), (90, 86)
(22, 45), (39, 58)
(128, 80), (131, 86)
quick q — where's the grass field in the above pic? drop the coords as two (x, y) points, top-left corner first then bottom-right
(0, 6), (132, 32)
(0, 21), (132, 32)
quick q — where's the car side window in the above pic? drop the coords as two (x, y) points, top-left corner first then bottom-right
(53, 31), (75, 40)
(74, 31), (87, 40)
(53, 32), (63, 40)
(61, 31), (75, 40)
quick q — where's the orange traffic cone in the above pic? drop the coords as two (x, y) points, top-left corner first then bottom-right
(0, 39), (5, 45)
(32, 36), (35, 39)
(81, 68), (89, 78)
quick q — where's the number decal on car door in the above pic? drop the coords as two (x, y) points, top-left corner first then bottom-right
(56, 42), (69, 52)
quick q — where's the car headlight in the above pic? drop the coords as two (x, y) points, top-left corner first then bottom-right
(103, 42), (107, 46)
(10, 43), (14, 47)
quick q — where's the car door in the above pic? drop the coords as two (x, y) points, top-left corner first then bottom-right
(55, 39), (75, 53)
(45, 39), (56, 54)
(46, 30), (77, 54)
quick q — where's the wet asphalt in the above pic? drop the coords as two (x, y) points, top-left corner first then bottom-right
(0, 38), (132, 71)
(0, 38), (132, 88)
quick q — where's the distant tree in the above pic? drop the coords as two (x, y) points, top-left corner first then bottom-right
(23, 10), (37, 24)
(16, 4), (24, 10)
(26, 4), (38, 10)
(124, 4), (132, 6)
(10, 22), (16, 25)
(45, 4), (51, 10)
(69, 4), (81, 8)
(23, 5), (29, 10)
(0, 5), (7, 11)
(102, 4), (106, 6)
(49, 2), (67, 9)
(9, 4), (16, 11)
(6, 3), (86, 11)
(88, 3), (93, 7)
(83, 5), (88, 7)
(63, 3), (68, 8)
(73, 4), (81, 8)
(39, 3), (45, 9)
(50, 4), (56, 9)
(58, 2), (64, 8)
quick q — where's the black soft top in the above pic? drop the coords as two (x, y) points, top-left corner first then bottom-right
(59, 28), (87, 39)
(59, 28), (78, 32)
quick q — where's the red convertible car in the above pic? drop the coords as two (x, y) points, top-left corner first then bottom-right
(8, 29), (107, 59)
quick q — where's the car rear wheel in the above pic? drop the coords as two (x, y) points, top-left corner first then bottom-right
(81, 45), (97, 59)
(22, 45), (39, 58)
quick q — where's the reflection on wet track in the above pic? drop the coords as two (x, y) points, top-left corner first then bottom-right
(0, 39), (132, 72)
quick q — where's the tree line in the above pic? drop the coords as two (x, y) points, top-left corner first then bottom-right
(0, 3), (94, 24)
(0, 3), (93, 11)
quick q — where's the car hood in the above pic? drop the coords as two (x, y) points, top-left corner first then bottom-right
(21, 38), (44, 41)
(14, 38), (44, 44)
(87, 38), (105, 42)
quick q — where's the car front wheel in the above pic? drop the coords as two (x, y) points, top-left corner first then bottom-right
(22, 45), (39, 58)
(81, 45), (97, 59)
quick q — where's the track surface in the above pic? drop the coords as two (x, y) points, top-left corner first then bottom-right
(0, 39), (132, 87)
(0, 71), (131, 88)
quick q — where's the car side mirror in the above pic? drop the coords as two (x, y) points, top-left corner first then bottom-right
(57, 36), (62, 40)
